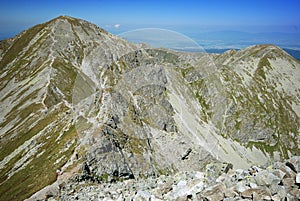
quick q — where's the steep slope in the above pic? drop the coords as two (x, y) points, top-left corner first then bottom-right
(0, 16), (137, 201)
(0, 16), (299, 201)
(215, 45), (300, 158)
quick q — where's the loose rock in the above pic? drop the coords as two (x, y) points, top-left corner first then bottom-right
(49, 157), (300, 201)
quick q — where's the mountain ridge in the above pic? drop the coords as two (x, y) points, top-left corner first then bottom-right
(0, 16), (299, 201)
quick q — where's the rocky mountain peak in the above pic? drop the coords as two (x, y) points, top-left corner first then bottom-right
(0, 16), (299, 201)
(242, 44), (293, 59)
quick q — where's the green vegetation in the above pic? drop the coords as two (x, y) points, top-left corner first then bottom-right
(255, 56), (271, 80)
(0, 38), (13, 53)
(146, 49), (179, 65)
(1, 16), (300, 201)
(127, 102), (143, 126)
(106, 125), (147, 155)
(49, 58), (77, 104)
(0, 62), (78, 200)
(179, 65), (213, 121)
(157, 167), (173, 176)
(96, 173), (109, 182)
(180, 65), (195, 78)
(0, 123), (77, 201)
(0, 150), (25, 185)
(218, 52), (300, 158)
(247, 141), (280, 158)
(0, 103), (44, 161)
(0, 22), (47, 70)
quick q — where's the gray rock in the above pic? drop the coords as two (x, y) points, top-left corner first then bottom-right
(2, 13), (300, 201)
(154, 181), (173, 196)
(286, 156), (300, 172)
(174, 195), (190, 201)
(273, 162), (296, 179)
(269, 183), (283, 196)
(270, 169), (285, 181)
(254, 170), (281, 186)
(46, 157), (300, 201)
(116, 194), (124, 201)
(287, 187), (300, 198)
(133, 191), (152, 201)
(201, 183), (226, 201)
(205, 162), (234, 185)
(233, 181), (250, 193)
(271, 194), (282, 201)
(262, 195), (272, 200)
(223, 198), (241, 201)
(241, 188), (271, 200)
(282, 178), (295, 187)
(276, 186), (288, 200)
(217, 173), (236, 188)
(103, 197), (114, 201)
(165, 179), (190, 200)
(224, 188), (239, 198)
(235, 169), (248, 181)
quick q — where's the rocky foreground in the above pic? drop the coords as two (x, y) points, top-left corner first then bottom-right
(45, 156), (300, 201)
(1, 16), (300, 200)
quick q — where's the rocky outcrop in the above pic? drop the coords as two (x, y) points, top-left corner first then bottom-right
(0, 16), (137, 201)
(0, 16), (300, 200)
(46, 156), (300, 201)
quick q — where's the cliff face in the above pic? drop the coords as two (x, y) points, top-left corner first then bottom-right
(0, 16), (299, 200)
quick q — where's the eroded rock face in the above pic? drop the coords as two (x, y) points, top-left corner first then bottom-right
(0, 16), (300, 200)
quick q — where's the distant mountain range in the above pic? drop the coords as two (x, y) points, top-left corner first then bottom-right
(195, 31), (300, 61)
(118, 29), (300, 60)
(204, 48), (300, 61)
(0, 16), (299, 200)
(2, 27), (300, 59)
(189, 31), (300, 49)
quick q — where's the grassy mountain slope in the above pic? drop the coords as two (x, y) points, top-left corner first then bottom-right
(0, 16), (299, 201)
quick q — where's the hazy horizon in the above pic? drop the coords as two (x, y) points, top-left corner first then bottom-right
(1, 0), (300, 51)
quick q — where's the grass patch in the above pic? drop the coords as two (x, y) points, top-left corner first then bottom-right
(0, 124), (77, 201)
(0, 103), (61, 162)
(0, 150), (25, 185)
(180, 64), (195, 78)
(247, 141), (280, 158)
(254, 56), (270, 80)
(0, 23), (46, 70)
(50, 58), (77, 102)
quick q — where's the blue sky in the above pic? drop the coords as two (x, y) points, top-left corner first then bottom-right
(1, 0), (300, 34)
(1, 0), (300, 49)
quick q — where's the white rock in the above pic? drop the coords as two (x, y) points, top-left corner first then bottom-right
(195, 171), (205, 179)
(116, 194), (124, 201)
(234, 181), (250, 193)
(249, 182), (258, 189)
(177, 180), (187, 187)
(296, 173), (300, 184)
(133, 191), (152, 201)
(103, 197), (114, 201)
